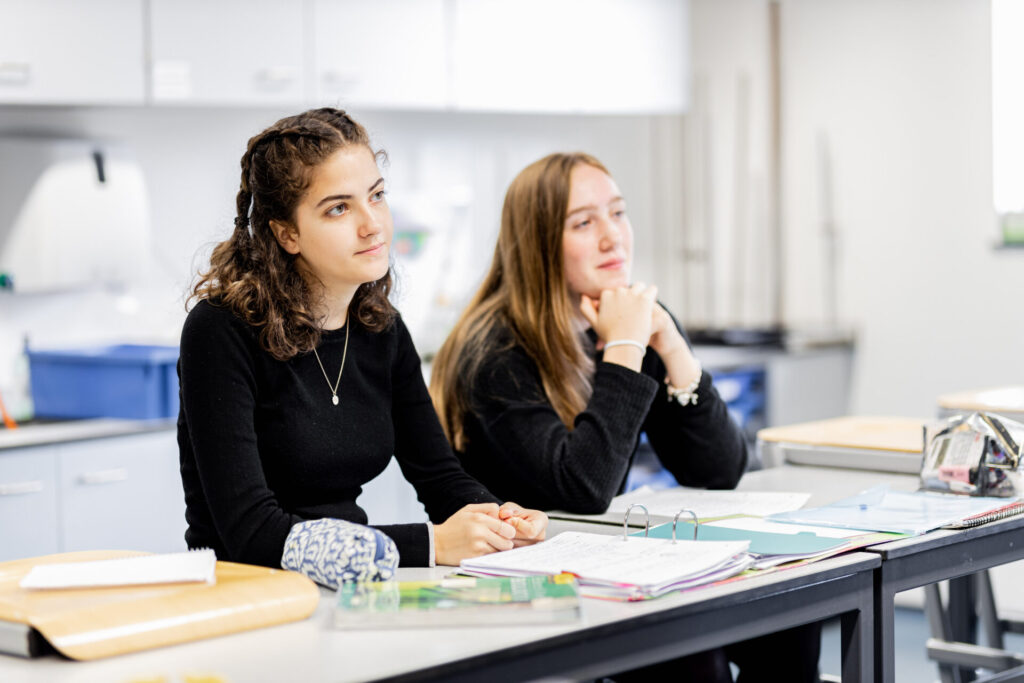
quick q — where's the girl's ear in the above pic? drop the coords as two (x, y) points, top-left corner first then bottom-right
(270, 219), (300, 255)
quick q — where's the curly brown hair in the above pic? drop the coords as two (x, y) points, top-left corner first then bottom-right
(190, 108), (396, 360)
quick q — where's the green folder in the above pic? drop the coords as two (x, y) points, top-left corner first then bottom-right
(633, 521), (848, 556)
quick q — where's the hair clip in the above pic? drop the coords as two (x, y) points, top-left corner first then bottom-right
(672, 508), (699, 542)
(622, 503), (650, 541)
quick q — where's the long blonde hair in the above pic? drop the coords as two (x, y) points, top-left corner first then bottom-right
(431, 153), (610, 449)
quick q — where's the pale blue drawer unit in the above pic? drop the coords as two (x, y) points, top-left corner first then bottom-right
(0, 445), (59, 560)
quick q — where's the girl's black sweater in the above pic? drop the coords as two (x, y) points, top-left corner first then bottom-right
(177, 300), (497, 568)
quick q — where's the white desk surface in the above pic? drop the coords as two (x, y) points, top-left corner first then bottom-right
(736, 463), (920, 508)
(0, 519), (878, 683)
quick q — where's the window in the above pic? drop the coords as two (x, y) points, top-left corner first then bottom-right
(992, 0), (1024, 245)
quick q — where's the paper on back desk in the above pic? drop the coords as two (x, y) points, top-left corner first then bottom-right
(608, 486), (811, 520)
(767, 485), (1020, 535)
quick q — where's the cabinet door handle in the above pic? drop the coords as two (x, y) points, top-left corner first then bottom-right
(0, 62), (31, 85)
(0, 480), (44, 496)
(256, 66), (296, 88)
(77, 468), (129, 485)
(321, 68), (358, 89)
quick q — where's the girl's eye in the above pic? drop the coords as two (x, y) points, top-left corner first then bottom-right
(613, 210), (626, 218)
(574, 219), (591, 230)
(371, 189), (387, 202)
(326, 203), (347, 217)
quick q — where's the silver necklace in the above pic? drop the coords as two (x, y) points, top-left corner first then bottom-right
(311, 323), (349, 406)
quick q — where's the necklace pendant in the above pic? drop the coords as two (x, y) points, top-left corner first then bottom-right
(331, 394), (339, 406)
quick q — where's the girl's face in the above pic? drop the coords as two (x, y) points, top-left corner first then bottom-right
(273, 145), (392, 298)
(561, 163), (633, 300)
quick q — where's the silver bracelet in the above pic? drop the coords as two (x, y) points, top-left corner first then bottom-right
(603, 339), (647, 354)
(666, 362), (702, 406)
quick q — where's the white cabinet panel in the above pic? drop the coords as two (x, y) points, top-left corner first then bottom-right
(312, 0), (447, 109)
(149, 0), (307, 105)
(0, 0), (145, 104)
(0, 445), (59, 561)
(58, 431), (186, 554)
(452, 0), (689, 113)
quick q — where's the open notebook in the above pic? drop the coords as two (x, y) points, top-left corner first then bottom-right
(0, 550), (319, 660)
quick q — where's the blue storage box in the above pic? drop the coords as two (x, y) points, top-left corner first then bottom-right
(712, 367), (765, 404)
(28, 345), (180, 420)
(726, 397), (765, 430)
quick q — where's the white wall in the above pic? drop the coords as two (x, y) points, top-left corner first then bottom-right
(687, 0), (776, 329)
(781, 0), (1022, 416)
(691, 0), (1023, 417)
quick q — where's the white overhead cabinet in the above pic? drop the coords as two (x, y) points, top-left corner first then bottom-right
(148, 0), (306, 105)
(0, 0), (145, 105)
(311, 0), (448, 109)
(451, 0), (690, 113)
(1, 0), (690, 113)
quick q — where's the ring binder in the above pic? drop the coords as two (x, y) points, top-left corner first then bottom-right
(622, 503), (650, 540)
(672, 508), (699, 542)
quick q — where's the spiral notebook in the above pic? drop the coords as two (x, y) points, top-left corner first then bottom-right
(767, 486), (1023, 535)
(943, 500), (1024, 529)
(19, 549), (216, 590)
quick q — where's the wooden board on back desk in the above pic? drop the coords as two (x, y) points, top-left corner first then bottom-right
(937, 386), (1024, 421)
(757, 416), (927, 473)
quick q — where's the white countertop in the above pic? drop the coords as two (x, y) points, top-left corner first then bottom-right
(0, 419), (176, 451)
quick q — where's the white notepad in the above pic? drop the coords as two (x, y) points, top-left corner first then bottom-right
(607, 486), (811, 520)
(19, 549), (217, 590)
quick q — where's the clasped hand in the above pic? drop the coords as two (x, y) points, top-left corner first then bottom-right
(433, 502), (548, 566)
(581, 283), (688, 360)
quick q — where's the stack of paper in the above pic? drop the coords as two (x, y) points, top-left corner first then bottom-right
(460, 531), (751, 601)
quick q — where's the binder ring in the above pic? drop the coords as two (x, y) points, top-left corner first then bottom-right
(672, 508), (699, 542)
(623, 503), (650, 540)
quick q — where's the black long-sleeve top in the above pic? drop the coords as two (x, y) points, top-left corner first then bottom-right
(177, 300), (498, 568)
(456, 317), (748, 514)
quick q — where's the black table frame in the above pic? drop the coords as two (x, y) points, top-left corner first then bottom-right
(867, 515), (1024, 682)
